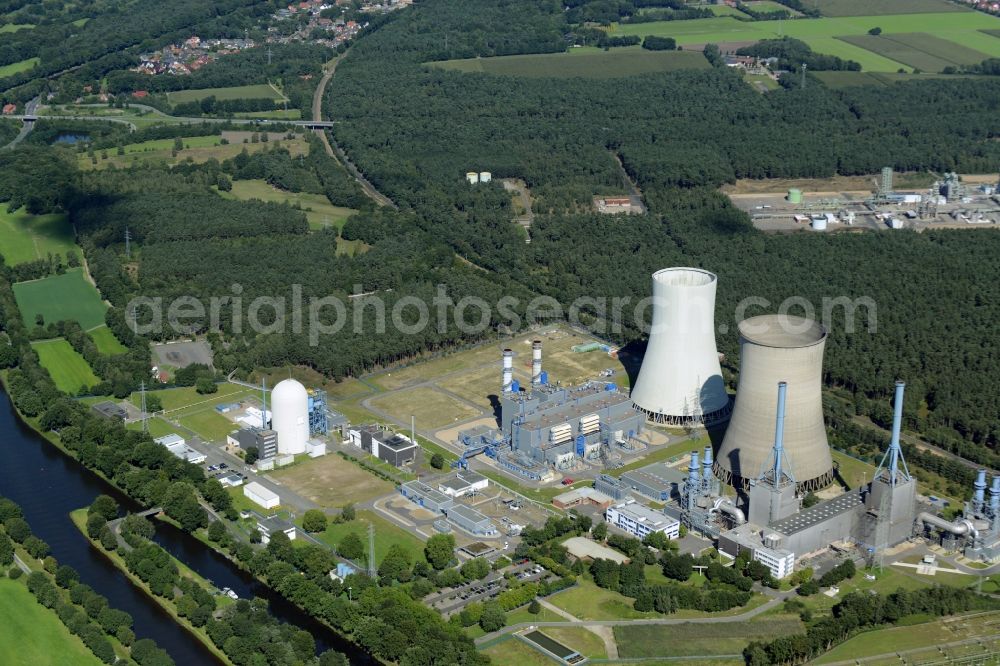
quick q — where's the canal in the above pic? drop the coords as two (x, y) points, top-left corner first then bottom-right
(0, 387), (374, 665)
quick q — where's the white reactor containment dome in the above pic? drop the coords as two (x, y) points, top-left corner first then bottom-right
(714, 315), (833, 492)
(271, 379), (309, 455)
(629, 268), (731, 426)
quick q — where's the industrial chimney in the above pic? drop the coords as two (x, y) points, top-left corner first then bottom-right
(502, 349), (514, 393)
(531, 340), (542, 387)
(714, 315), (833, 492)
(629, 268), (731, 426)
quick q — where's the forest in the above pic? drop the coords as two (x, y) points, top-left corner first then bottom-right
(314, 0), (1000, 456)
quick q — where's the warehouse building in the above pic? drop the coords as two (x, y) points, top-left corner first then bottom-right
(606, 499), (680, 540)
(438, 470), (489, 498)
(154, 434), (207, 465)
(400, 481), (454, 513)
(445, 504), (497, 536)
(244, 482), (280, 510)
(620, 462), (684, 502)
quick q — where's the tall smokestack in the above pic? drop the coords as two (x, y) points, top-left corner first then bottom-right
(974, 469), (987, 516)
(531, 340), (542, 387)
(888, 381), (904, 481)
(502, 349), (513, 393)
(688, 450), (701, 487)
(716, 315), (832, 491)
(772, 381), (788, 484)
(630, 268), (731, 426)
(991, 475), (1000, 517)
(702, 445), (714, 495)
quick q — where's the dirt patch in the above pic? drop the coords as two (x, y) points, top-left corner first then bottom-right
(722, 172), (934, 195)
(271, 453), (394, 507)
(152, 340), (213, 369)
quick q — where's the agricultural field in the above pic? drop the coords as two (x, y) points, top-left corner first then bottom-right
(271, 453), (395, 506)
(743, 0), (792, 13)
(0, 578), (103, 666)
(838, 33), (991, 72)
(31, 338), (100, 393)
(13, 268), (107, 329)
(433, 49), (709, 78)
(166, 84), (287, 105)
(815, 0), (969, 17)
(87, 325), (127, 355)
(218, 179), (357, 231)
(814, 70), (983, 87)
(233, 109), (302, 120)
(614, 618), (804, 659)
(0, 208), (75, 266)
(82, 135), (309, 170)
(0, 56), (38, 78)
(607, 12), (1000, 72)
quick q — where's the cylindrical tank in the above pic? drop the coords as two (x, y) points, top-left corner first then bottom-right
(479, 171), (492, 183)
(787, 188), (802, 204)
(629, 268), (731, 426)
(465, 171), (479, 185)
(271, 379), (309, 455)
(714, 315), (833, 492)
(531, 341), (542, 387)
(811, 217), (827, 231)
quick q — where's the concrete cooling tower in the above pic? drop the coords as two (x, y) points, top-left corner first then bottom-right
(271, 379), (309, 455)
(630, 268), (731, 426)
(714, 315), (833, 492)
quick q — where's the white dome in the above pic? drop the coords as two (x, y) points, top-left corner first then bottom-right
(271, 379), (309, 455)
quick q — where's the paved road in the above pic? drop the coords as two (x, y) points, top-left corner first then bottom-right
(2, 96), (39, 150)
(311, 55), (396, 209)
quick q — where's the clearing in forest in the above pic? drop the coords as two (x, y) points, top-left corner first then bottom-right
(13, 268), (106, 330)
(0, 208), (75, 267)
(31, 338), (100, 393)
(433, 49), (709, 78)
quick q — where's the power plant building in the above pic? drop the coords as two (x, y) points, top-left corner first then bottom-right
(348, 425), (419, 467)
(620, 462), (685, 503)
(606, 499), (680, 540)
(629, 268), (732, 426)
(271, 379), (310, 455)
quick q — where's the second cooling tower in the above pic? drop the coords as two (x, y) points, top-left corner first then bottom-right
(630, 268), (731, 426)
(714, 315), (833, 492)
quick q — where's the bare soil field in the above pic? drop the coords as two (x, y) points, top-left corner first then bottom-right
(271, 453), (394, 506)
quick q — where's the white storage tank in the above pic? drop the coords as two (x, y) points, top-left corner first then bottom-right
(479, 171), (492, 183)
(465, 171), (479, 185)
(271, 379), (309, 455)
(810, 217), (827, 231)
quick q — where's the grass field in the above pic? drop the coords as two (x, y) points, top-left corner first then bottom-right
(88, 325), (127, 355)
(312, 510), (427, 565)
(233, 109), (303, 120)
(32, 338), (100, 393)
(615, 618), (804, 658)
(13, 268), (106, 329)
(369, 386), (481, 430)
(126, 416), (175, 439)
(743, 0), (792, 13)
(0, 56), (38, 78)
(433, 49), (709, 78)
(483, 636), (562, 666)
(82, 135), (309, 170)
(540, 627), (607, 659)
(218, 179), (357, 231)
(838, 33), (991, 71)
(813, 612), (1000, 664)
(0, 22), (33, 33)
(271, 452), (395, 507)
(707, 5), (749, 17)
(0, 208), (75, 266)
(814, 70), (983, 87)
(607, 12), (1000, 72)
(815, 0), (968, 17)
(547, 579), (659, 621)
(167, 84), (287, 105)
(0, 577), (102, 666)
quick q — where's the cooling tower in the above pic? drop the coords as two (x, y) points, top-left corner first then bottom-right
(714, 314), (833, 492)
(271, 379), (309, 455)
(629, 268), (731, 426)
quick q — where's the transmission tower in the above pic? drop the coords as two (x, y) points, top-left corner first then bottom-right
(124, 227), (131, 259)
(266, 47), (273, 66)
(367, 522), (376, 578)
(801, 63), (807, 90)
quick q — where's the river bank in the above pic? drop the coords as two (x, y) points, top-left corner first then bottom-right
(69, 508), (234, 666)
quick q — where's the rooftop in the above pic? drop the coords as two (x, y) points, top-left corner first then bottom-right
(621, 461), (685, 493)
(610, 500), (678, 529)
(402, 480), (452, 506)
(257, 515), (295, 533)
(553, 486), (614, 505)
(770, 491), (863, 536)
(447, 504), (492, 526)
